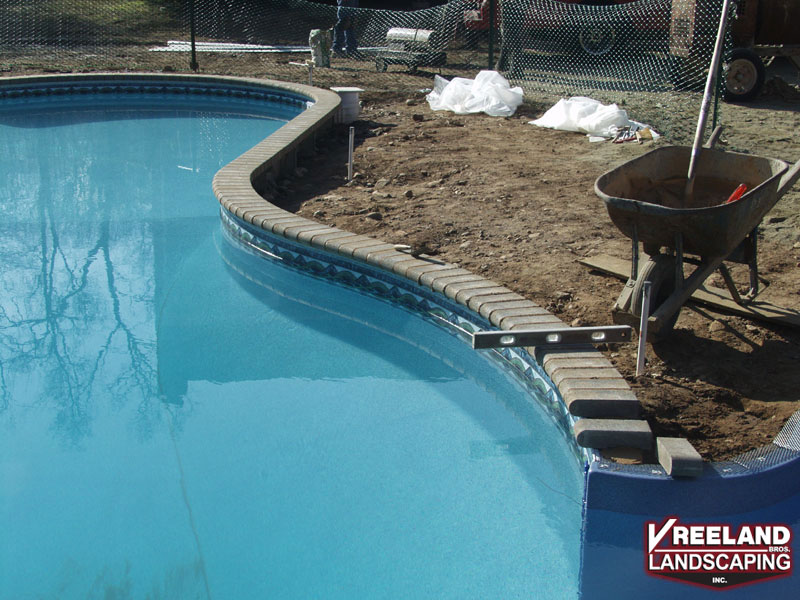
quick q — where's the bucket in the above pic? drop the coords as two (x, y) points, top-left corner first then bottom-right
(330, 87), (363, 124)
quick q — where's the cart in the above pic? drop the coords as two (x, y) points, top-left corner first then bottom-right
(671, 0), (800, 101)
(375, 27), (446, 74)
(594, 144), (800, 335)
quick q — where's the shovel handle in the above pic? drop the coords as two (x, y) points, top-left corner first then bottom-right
(778, 157), (800, 198)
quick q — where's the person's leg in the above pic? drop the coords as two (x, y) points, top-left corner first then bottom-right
(342, 8), (358, 55)
(332, 7), (346, 53)
(344, 26), (358, 55)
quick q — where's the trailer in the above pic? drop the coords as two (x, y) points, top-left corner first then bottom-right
(670, 0), (800, 101)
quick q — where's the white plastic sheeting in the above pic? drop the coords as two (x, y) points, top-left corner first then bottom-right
(530, 96), (657, 141)
(426, 71), (524, 117)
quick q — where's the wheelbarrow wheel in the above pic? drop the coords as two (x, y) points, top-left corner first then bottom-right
(631, 254), (680, 338)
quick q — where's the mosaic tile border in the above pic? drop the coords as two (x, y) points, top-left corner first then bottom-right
(0, 74), (310, 111)
(222, 209), (589, 466)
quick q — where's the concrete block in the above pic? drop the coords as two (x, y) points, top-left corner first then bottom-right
(404, 262), (457, 285)
(501, 314), (564, 330)
(657, 437), (704, 478)
(391, 257), (430, 279)
(419, 268), (474, 290)
(488, 306), (550, 329)
(537, 347), (601, 366)
(336, 238), (384, 258)
(467, 292), (525, 312)
(284, 223), (330, 241)
(433, 273), (486, 294)
(445, 279), (500, 301)
(551, 367), (624, 388)
(478, 299), (536, 321)
(352, 243), (396, 262)
(563, 388), (640, 418)
(574, 418), (653, 450)
(455, 285), (509, 306)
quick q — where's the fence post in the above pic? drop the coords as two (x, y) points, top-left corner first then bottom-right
(189, 0), (199, 71)
(487, 0), (496, 69)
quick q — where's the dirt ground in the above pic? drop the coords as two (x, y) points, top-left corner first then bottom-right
(285, 59), (800, 462)
(5, 51), (800, 461)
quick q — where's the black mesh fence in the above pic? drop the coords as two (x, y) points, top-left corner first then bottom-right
(0, 0), (737, 142)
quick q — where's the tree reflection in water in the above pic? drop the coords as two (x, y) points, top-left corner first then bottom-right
(0, 102), (266, 445)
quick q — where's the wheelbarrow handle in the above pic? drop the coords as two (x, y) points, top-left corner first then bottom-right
(778, 157), (800, 198)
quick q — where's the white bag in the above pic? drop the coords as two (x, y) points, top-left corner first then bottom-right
(530, 96), (638, 139)
(426, 71), (524, 117)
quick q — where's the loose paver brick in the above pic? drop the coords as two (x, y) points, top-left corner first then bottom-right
(574, 419), (653, 450)
(657, 437), (704, 478)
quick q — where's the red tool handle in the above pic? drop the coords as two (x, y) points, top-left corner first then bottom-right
(725, 183), (747, 204)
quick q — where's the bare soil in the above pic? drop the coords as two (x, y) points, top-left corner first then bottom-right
(286, 59), (800, 462)
(5, 52), (800, 461)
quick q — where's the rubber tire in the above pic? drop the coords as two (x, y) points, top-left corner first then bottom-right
(375, 57), (387, 72)
(723, 48), (765, 103)
(578, 22), (619, 56)
(631, 255), (680, 338)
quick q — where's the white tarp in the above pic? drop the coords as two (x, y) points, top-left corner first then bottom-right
(426, 70), (524, 117)
(530, 96), (658, 141)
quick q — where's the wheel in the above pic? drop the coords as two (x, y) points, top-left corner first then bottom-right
(723, 48), (765, 102)
(578, 22), (618, 56)
(631, 254), (680, 337)
(375, 57), (387, 72)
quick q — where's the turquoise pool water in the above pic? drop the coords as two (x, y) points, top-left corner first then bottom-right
(0, 84), (583, 599)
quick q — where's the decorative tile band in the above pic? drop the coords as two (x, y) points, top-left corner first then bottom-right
(221, 209), (589, 466)
(0, 77), (310, 111)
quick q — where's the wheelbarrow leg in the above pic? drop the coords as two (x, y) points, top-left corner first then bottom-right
(611, 227), (640, 325)
(649, 255), (727, 333)
(718, 263), (745, 305)
(746, 227), (759, 299)
(717, 228), (760, 305)
(613, 254), (679, 336)
(674, 232), (684, 292)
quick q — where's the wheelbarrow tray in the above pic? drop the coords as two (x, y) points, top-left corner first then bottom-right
(594, 146), (789, 258)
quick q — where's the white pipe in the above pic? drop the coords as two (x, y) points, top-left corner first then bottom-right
(348, 126), (355, 182)
(636, 282), (652, 377)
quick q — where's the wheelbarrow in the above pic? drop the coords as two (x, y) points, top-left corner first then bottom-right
(594, 144), (800, 335)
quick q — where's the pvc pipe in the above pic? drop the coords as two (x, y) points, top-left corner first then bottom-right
(348, 126), (355, 182)
(636, 282), (652, 377)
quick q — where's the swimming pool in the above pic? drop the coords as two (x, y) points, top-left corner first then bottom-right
(3, 74), (799, 600)
(0, 76), (583, 598)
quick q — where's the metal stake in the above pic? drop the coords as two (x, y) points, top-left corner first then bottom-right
(347, 126), (355, 182)
(636, 281), (652, 376)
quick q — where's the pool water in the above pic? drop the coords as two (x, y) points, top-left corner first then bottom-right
(0, 86), (583, 599)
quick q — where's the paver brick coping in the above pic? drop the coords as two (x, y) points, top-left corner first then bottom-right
(199, 75), (653, 459)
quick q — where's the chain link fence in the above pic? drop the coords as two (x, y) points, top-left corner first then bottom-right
(1, 0), (736, 142)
